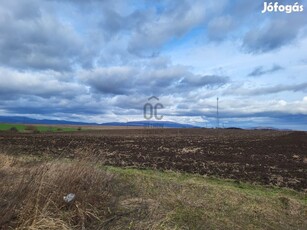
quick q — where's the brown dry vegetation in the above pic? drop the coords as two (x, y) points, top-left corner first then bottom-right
(0, 153), (306, 230)
(0, 155), (122, 229)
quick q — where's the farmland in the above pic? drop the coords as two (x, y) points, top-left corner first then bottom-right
(0, 128), (307, 229)
(0, 128), (306, 191)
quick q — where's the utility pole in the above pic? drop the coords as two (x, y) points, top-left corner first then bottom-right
(216, 97), (219, 129)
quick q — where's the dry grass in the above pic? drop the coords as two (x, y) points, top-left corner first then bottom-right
(0, 153), (306, 230)
(0, 154), (122, 229)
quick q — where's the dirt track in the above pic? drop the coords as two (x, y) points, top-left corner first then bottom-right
(0, 129), (306, 190)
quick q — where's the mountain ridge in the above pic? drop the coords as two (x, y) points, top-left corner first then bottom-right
(0, 116), (198, 128)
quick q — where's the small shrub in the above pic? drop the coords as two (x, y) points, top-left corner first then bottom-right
(25, 125), (37, 131)
(9, 127), (18, 132)
(24, 125), (41, 133)
(33, 129), (40, 134)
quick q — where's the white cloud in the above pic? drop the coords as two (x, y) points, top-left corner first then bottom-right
(0, 0), (307, 129)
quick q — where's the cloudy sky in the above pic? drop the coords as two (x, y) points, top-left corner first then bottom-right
(0, 0), (307, 129)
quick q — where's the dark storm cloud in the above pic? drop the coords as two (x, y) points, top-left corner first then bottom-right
(248, 64), (284, 77)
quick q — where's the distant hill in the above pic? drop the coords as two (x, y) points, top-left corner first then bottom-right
(102, 120), (198, 128)
(250, 126), (292, 131)
(0, 116), (197, 128)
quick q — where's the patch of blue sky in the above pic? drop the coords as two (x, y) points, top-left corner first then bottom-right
(161, 26), (206, 53)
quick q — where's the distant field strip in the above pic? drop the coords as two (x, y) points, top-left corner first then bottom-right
(0, 123), (79, 132)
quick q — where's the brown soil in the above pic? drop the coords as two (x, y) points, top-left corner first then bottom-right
(0, 128), (306, 190)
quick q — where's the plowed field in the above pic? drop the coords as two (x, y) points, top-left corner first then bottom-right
(1, 128), (306, 190)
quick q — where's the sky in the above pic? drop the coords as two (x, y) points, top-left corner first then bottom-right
(0, 0), (307, 130)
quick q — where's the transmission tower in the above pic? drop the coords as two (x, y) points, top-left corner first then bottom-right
(216, 97), (219, 128)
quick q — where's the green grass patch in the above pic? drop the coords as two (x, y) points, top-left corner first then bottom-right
(104, 166), (307, 229)
(104, 166), (307, 204)
(103, 166), (307, 229)
(0, 123), (80, 133)
(0, 123), (26, 132)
